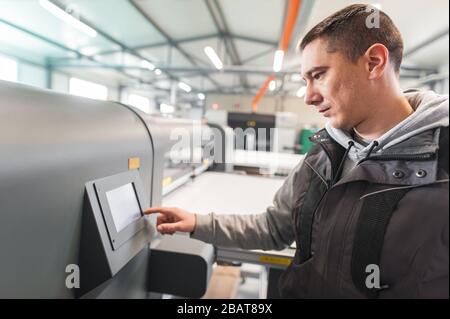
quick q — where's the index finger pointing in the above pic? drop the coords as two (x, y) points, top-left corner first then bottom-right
(143, 207), (171, 215)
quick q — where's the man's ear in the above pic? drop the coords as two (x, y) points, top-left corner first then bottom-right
(364, 43), (389, 79)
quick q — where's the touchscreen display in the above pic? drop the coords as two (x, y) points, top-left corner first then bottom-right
(105, 183), (142, 232)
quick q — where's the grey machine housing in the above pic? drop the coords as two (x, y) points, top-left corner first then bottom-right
(0, 80), (215, 298)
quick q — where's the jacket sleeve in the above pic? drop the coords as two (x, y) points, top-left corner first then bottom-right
(190, 159), (303, 251)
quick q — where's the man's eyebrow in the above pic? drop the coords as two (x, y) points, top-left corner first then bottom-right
(303, 66), (329, 78)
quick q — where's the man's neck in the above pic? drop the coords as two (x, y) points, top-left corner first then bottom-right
(352, 128), (372, 145)
(354, 93), (414, 140)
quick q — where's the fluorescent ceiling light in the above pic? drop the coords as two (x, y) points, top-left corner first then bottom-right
(269, 80), (276, 91)
(204, 46), (223, 70)
(39, 0), (97, 38)
(178, 82), (191, 92)
(273, 50), (284, 72)
(160, 103), (175, 114)
(197, 93), (205, 100)
(154, 69), (162, 75)
(140, 60), (155, 71)
(296, 86), (307, 98)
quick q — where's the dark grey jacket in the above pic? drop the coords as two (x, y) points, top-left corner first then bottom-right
(192, 91), (449, 298)
(278, 126), (448, 298)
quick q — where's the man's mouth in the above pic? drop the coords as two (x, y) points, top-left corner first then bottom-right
(318, 107), (331, 114)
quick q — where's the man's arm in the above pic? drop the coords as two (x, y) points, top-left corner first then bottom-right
(145, 159), (303, 251)
(191, 163), (301, 251)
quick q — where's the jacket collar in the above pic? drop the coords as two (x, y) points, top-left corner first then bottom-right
(310, 127), (439, 157)
(308, 128), (442, 186)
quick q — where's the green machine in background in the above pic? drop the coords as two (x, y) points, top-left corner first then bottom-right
(298, 127), (319, 154)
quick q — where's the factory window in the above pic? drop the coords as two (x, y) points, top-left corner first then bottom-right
(128, 94), (151, 113)
(69, 77), (108, 101)
(0, 55), (18, 82)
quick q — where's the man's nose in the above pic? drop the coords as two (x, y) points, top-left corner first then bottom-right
(304, 86), (323, 106)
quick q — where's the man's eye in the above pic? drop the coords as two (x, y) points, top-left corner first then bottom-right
(313, 72), (324, 80)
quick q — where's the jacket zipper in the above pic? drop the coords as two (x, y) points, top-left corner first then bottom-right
(359, 179), (449, 200)
(317, 143), (334, 187)
(357, 152), (434, 165)
(304, 160), (329, 190)
(300, 160), (330, 262)
(336, 187), (367, 292)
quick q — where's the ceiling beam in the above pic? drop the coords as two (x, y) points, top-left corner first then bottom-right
(0, 17), (169, 92)
(47, 0), (194, 90)
(0, 17), (81, 58)
(214, 0), (250, 91)
(204, 0), (249, 91)
(50, 33), (219, 64)
(241, 47), (274, 64)
(133, 33), (219, 51)
(212, 0), (242, 65)
(404, 28), (449, 57)
(0, 49), (44, 68)
(203, 83), (264, 94)
(128, 0), (222, 92)
(229, 34), (278, 47)
(49, 63), (303, 76)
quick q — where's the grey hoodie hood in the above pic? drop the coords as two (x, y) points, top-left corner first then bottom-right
(325, 89), (449, 162)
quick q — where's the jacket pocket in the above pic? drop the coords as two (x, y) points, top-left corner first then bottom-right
(279, 257), (322, 298)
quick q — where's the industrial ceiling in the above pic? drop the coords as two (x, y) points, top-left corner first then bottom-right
(0, 0), (448, 101)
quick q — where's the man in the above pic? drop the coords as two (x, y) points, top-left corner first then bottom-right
(146, 4), (449, 298)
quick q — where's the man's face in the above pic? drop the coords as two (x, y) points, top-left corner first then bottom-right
(300, 39), (370, 130)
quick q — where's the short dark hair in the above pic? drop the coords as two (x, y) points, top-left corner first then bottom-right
(299, 4), (404, 72)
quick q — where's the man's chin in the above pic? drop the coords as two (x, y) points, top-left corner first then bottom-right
(329, 119), (351, 131)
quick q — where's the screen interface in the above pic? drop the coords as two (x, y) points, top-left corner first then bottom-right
(105, 183), (142, 232)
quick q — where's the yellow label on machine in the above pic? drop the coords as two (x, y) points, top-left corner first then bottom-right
(128, 157), (140, 170)
(246, 120), (256, 127)
(203, 158), (209, 166)
(162, 176), (172, 187)
(259, 255), (292, 266)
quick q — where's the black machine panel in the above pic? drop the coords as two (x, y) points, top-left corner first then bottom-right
(94, 170), (148, 251)
(227, 112), (276, 151)
(79, 170), (154, 297)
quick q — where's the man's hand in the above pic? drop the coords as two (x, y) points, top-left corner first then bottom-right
(144, 207), (196, 235)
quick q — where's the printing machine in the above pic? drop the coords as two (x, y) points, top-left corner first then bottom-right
(0, 80), (215, 298)
(205, 109), (304, 176)
(0, 80), (298, 299)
